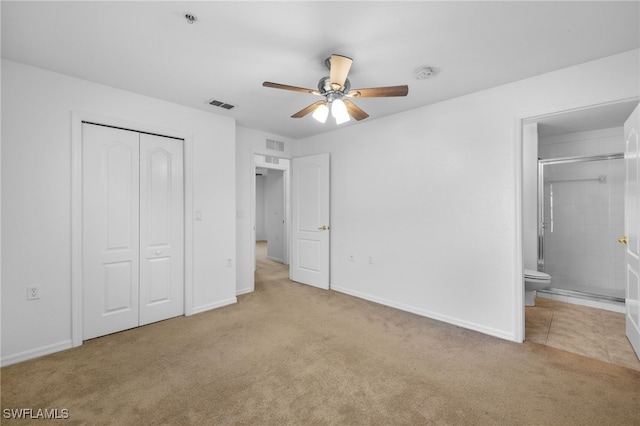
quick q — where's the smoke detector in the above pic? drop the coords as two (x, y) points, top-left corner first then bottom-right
(414, 67), (435, 80)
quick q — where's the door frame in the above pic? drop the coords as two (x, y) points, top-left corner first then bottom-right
(514, 96), (640, 343)
(70, 111), (194, 347)
(250, 153), (291, 278)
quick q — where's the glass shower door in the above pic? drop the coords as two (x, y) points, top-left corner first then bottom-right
(540, 155), (625, 300)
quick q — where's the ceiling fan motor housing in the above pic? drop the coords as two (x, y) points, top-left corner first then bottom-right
(317, 77), (350, 99)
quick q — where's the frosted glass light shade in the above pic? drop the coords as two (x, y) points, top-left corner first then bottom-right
(331, 99), (350, 124)
(312, 103), (329, 123)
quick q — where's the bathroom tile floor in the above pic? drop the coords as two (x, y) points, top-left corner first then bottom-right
(525, 297), (640, 371)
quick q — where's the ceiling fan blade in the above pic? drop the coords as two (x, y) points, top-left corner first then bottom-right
(347, 85), (409, 98)
(263, 81), (321, 95)
(343, 100), (369, 121)
(291, 100), (327, 118)
(329, 54), (353, 91)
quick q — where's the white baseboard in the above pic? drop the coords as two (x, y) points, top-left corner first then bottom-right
(1, 340), (73, 367)
(267, 256), (284, 263)
(236, 287), (253, 296)
(331, 285), (516, 342)
(191, 297), (237, 315)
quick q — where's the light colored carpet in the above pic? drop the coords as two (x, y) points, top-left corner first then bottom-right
(2, 242), (640, 425)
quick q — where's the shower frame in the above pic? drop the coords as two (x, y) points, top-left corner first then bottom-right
(537, 153), (624, 300)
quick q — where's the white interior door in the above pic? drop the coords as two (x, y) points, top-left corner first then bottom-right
(139, 134), (184, 326)
(624, 104), (640, 357)
(290, 153), (330, 289)
(82, 124), (184, 340)
(82, 124), (140, 339)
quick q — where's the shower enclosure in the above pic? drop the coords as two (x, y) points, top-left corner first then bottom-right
(538, 154), (626, 301)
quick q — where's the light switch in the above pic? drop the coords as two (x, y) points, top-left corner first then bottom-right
(195, 211), (203, 221)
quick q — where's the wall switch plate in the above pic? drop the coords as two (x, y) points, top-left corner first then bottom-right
(27, 285), (40, 300)
(348, 253), (355, 262)
(368, 256), (374, 264)
(226, 258), (232, 267)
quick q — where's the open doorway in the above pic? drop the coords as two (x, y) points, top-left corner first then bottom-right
(520, 98), (640, 370)
(255, 167), (286, 263)
(252, 154), (290, 280)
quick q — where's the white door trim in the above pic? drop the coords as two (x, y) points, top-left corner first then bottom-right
(71, 111), (194, 347)
(514, 96), (640, 343)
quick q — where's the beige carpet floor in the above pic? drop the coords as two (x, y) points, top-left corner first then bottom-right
(2, 243), (640, 425)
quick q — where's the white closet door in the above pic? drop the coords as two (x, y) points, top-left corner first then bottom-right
(82, 124), (184, 340)
(139, 133), (184, 325)
(82, 124), (140, 340)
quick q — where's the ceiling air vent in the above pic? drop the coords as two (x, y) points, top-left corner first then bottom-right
(209, 99), (235, 110)
(266, 138), (285, 152)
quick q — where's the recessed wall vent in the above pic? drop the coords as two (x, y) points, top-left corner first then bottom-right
(209, 99), (236, 110)
(266, 138), (285, 152)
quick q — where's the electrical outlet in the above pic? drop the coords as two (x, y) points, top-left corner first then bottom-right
(27, 285), (40, 300)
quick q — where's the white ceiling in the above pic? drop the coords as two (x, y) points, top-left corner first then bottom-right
(536, 100), (640, 138)
(2, 1), (639, 140)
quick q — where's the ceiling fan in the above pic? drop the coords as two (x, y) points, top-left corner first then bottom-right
(263, 54), (409, 124)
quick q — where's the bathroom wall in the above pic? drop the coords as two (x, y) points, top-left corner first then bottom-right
(539, 127), (624, 159)
(539, 127), (625, 298)
(523, 123), (539, 270)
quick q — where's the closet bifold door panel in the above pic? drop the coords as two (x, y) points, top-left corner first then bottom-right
(138, 133), (184, 326)
(82, 123), (184, 341)
(82, 124), (141, 340)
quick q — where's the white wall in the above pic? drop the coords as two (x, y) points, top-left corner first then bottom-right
(293, 49), (640, 342)
(235, 126), (293, 295)
(1, 60), (237, 365)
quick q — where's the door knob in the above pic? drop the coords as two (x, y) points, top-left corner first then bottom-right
(155, 250), (162, 255)
(618, 236), (628, 245)
(318, 225), (328, 231)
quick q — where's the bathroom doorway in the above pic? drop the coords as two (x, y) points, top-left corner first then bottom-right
(520, 99), (640, 368)
(531, 100), (640, 308)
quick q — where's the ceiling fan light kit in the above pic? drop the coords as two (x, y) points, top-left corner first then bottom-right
(331, 99), (350, 124)
(312, 102), (329, 123)
(263, 54), (409, 125)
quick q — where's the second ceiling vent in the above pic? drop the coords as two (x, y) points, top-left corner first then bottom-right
(209, 99), (235, 110)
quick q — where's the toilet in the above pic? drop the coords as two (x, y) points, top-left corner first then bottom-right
(524, 269), (551, 306)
